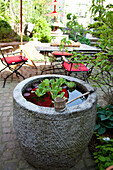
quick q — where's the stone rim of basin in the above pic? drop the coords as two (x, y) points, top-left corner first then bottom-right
(13, 74), (97, 117)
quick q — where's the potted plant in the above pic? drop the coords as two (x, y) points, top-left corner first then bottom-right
(13, 74), (97, 169)
(106, 165), (113, 170)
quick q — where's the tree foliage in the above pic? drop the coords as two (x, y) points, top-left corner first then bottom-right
(60, 1), (113, 105)
(88, 0), (113, 104)
(0, 0), (10, 21)
(0, 0), (52, 42)
(64, 13), (91, 45)
(65, 13), (85, 41)
(0, 0), (51, 33)
(33, 17), (51, 43)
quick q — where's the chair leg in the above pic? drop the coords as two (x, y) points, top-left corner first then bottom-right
(3, 80), (6, 88)
(2, 70), (25, 88)
(16, 71), (25, 79)
(83, 73), (89, 83)
(3, 71), (15, 88)
(41, 65), (55, 75)
(68, 72), (71, 76)
(0, 66), (7, 73)
(2, 63), (25, 88)
(41, 70), (44, 75)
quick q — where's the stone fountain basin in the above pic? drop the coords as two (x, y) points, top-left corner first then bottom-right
(13, 74), (97, 170)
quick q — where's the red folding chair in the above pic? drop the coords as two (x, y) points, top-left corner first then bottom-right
(61, 55), (91, 82)
(41, 51), (72, 74)
(0, 46), (28, 87)
(51, 51), (90, 82)
(41, 51), (73, 74)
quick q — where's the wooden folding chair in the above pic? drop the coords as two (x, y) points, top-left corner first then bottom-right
(19, 42), (39, 69)
(0, 46), (28, 87)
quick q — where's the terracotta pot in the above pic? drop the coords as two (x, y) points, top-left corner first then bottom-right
(106, 165), (113, 170)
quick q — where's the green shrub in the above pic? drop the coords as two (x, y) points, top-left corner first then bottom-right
(14, 35), (31, 42)
(0, 19), (30, 42)
(93, 134), (113, 170)
(0, 38), (12, 42)
(64, 13), (85, 41)
(0, 19), (12, 39)
(94, 105), (113, 135)
(77, 35), (91, 45)
(87, 0), (113, 104)
(0, 19), (17, 42)
(33, 17), (51, 43)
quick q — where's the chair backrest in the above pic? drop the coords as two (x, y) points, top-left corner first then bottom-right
(0, 46), (28, 67)
(0, 46), (13, 55)
(19, 42), (41, 69)
(20, 42), (40, 60)
(0, 46), (14, 65)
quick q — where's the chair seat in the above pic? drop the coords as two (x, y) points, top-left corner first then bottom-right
(53, 51), (73, 56)
(63, 61), (89, 72)
(2, 55), (28, 65)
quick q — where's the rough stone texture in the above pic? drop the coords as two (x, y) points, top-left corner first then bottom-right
(13, 75), (97, 170)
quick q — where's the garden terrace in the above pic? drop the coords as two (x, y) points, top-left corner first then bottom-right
(0, 62), (108, 169)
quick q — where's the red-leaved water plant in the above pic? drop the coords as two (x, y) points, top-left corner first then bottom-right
(23, 78), (76, 107)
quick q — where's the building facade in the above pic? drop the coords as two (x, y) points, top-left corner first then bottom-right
(59, 0), (113, 28)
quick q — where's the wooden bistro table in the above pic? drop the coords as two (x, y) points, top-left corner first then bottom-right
(34, 42), (101, 57)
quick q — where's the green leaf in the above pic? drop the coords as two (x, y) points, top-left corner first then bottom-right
(51, 83), (57, 89)
(104, 147), (113, 152)
(94, 124), (101, 130)
(66, 82), (76, 88)
(109, 117), (113, 121)
(96, 145), (102, 149)
(105, 162), (113, 169)
(98, 127), (106, 135)
(104, 122), (113, 128)
(50, 79), (55, 84)
(100, 114), (109, 121)
(43, 79), (50, 86)
(98, 156), (106, 162)
(99, 165), (105, 170)
(58, 92), (65, 98)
